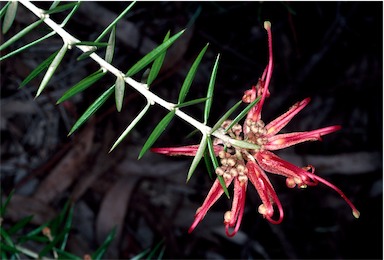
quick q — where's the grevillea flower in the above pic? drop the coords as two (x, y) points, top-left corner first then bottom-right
(151, 21), (359, 237)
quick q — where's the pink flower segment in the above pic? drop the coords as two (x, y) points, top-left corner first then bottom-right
(151, 21), (360, 237)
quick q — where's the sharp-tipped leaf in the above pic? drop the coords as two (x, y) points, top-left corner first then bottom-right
(126, 29), (185, 77)
(36, 43), (69, 97)
(91, 227), (116, 260)
(57, 70), (106, 104)
(2, 1), (17, 34)
(0, 19), (44, 51)
(130, 249), (150, 260)
(146, 239), (165, 260)
(44, 2), (78, 14)
(0, 189), (14, 217)
(74, 41), (109, 47)
(178, 44), (208, 104)
(68, 85), (114, 136)
(204, 54), (220, 124)
(0, 2), (11, 19)
(60, 1), (81, 26)
(203, 149), (214, 179)
(38, 227), (70, 258)
(207, 136), (229, 198)
(76, 48), (97, 61)
(174, 97), (209, 109)
(59, 205), (74, 250)
(54, 248), (81, 260)
(211, 100), (242, 133)
(115, 75), (125, 112)
(49, 1), (61, 10)
(228, 139), (260, 150)
(110, 101), (150, 152)
(138, 110), (175, 159)
(1, 31), (56, 62)
(147, 31), (170, 86)
(105, 25), (116, 63)
(186, 135), (207, 182)
(95, 1), (136, 42)
(20, 50), (59, 88)
(7, 215), (33, 235)
(224, 96), (261, 132)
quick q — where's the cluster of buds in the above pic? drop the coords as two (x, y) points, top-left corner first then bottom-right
(151, 21), (359, 237)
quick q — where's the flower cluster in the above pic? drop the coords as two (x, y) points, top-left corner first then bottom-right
(151, 21), (359, 237)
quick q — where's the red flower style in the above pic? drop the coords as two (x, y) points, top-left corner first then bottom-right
(151, 21), (359, 237)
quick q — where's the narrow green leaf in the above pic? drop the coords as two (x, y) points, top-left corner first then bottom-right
(49, 1), (61, 10)
(0, 19), (44, 51)
(44, 2), (78, 14)
(0, 226), (15, 247)
(59, 205), (74, 250)
(211, 100), (242, 133)
(138, 110), (175, 159)
(60, 1), (81, 26)
(8, 215), (33, 235)
(91, 227), (116, 260)
(0, 243), (20, 257)
(20, 50), (59, 88)
(178, 44), (209, 104)
(147, 31), (170, 86)
(2, 1), (17, 34)
(57, 69), (105, 104)
(36, 43), (69, 98)
(130, 249), (150, 260)
(224, 96), (261, 132)
(1, 31), (56, 62)
(173, 97), (209, 109)
(146, 239), (165, 260)
(126, 29), (185, 77)
(54, 248), (81, 260)
(0, 189), (14, 217)
(207, 136), (229, 198)
(110, 102), (150, 152)
(204, 54), (220, 124)
(38, 227), (70, 258)
(68, 85), (114, 136)
(203, 149), (214, 179)
(186, 135), (207, 182)
(74, 41), (109, 47)
(0, 2), (11, 20)
(105, 25), (116, 63)
(76, 48), (97, 61)
(115, 75), (125, 112)
(20, 223), (49, 242)
(95, 1), (136, 42)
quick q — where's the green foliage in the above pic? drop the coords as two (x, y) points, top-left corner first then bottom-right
(1, 1), (18, 34)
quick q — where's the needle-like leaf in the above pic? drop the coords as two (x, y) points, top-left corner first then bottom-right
(207, 136), (229, 198)
(91, 227), (116, 260)
(7, 215), (34, 235)
(138, 110), (175, 159)
(0, 2), (11, 19)
(211, 100), (242, 133)
(57, 69), (106, 104)
(115, 75), (125, 112)
(178, 44), (209, 104)
(19, 50), (59, 88)
(0, 189), (14, 218)
(0, 19), (44, 51)
(68, 85), (115, 136)
(36, 43), (69, 98)
(126, 29), (185, 77)
(110, 102), (150, 152)
(74, 41), (109, 47)
(173, 97), (209, 109)
(2, 1), (18, 34)
(95, 1), (136, 42)
(147, 31), (170, 86)
(44, 2), (78, 14)
(204, 54), (220, 124)
(224, 96), (261, 132)
(186, 134), (208, 182)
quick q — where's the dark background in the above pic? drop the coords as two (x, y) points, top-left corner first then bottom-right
(1, 1), (382, 259)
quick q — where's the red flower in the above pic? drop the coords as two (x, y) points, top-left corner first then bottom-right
(151, 21), (359, 237)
